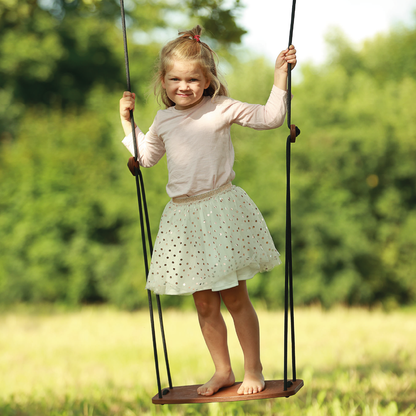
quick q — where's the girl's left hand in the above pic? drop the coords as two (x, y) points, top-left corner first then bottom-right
(275, 45), (297, 73)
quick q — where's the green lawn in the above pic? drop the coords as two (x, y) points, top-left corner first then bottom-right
(0, 305), (415, 415)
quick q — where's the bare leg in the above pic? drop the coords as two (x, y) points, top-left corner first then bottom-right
(193, 289), (235, 396)
(221, 281), (265, 395)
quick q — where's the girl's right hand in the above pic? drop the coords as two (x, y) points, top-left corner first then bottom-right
(120, 91), (136, 123)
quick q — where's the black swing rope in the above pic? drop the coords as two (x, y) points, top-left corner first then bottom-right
(119, 0), (172, 399)
(284, 0), (301, 392)
(119, 0), (300, 400)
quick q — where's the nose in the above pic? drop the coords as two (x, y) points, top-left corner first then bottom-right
(179, 81), (189, 91)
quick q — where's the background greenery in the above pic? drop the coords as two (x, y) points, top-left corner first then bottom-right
(1, 2), (415, 416)
(1, 0), (415, 310)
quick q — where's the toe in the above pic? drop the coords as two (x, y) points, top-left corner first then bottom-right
(198, 386), (214, 396)
(203, 388), (214, 396)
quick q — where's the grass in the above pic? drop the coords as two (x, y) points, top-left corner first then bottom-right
(0, 304), (415, 415)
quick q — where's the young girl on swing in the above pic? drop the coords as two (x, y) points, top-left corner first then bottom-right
(119, 25), (297, 396)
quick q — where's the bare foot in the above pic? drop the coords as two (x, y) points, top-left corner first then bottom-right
(197, 371), (235, 396)
(237, 371), (265, 395)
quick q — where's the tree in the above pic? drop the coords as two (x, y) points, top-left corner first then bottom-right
(282, 23), (416, 308)
(1, 3), (415, 309)
(0, 0), (246, 136)
(0, 0), (246, 308)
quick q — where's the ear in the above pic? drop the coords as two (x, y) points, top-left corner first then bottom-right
(161, 75), (166, 89)
(204, 77), (210, 90)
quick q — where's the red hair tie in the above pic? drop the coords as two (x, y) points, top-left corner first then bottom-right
(193, 35), (200, 42)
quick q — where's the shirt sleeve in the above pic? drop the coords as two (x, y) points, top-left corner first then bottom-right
(227, 85), (288, 130)
(121, 119), (166, 168)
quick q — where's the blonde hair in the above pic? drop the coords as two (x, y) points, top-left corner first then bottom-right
(153, 25), (229, 108)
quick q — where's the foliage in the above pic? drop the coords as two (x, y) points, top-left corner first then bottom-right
(0, 0), (416, 308)
(286, 24), (416, 307)
(224, 28), (416, 308)
(0, 0), (245, 308)
(0, 0), (245, 135)
(187, 0), (247, 45)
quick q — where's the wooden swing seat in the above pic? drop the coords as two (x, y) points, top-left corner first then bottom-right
(152, 379), (304, 404)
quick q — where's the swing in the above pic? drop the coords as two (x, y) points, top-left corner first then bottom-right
(120, 0), (303, 405)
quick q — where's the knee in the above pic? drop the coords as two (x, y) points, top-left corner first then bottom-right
(222, 293), (246, 315)
(222, 287), (251, 315)
(193, 295), (220, 318)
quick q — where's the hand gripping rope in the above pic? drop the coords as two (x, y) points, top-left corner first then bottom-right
(119, 0), (303, 404)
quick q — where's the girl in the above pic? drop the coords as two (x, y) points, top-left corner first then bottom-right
(120, 25), (297, 396)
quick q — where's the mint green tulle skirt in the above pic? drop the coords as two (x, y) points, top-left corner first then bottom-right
(145, 184), (281, 295)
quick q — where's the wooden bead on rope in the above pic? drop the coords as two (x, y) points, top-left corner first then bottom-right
(290, 124), (300, 143)
(127, 156), (140, 175)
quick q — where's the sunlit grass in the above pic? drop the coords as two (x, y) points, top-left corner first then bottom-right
(0, 305), (415, 415)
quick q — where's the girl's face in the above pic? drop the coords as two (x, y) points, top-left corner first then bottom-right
(161, 60), (210, 110)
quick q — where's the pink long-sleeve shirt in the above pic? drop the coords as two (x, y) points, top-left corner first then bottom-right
(122, 85), (287, 198)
